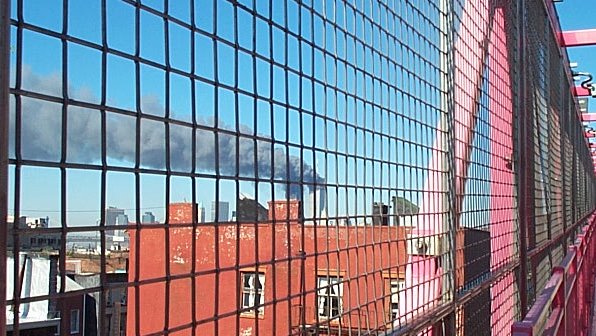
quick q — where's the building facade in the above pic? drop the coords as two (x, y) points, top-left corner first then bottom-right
(7, 216), (61, 251)
(127, 201), (409, 335)
(6, 255), (86, 336)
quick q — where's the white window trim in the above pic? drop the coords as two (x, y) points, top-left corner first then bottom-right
(240, 271), (265, 316)
(389, 278), (405, 320)
(317, 275), (343, 320)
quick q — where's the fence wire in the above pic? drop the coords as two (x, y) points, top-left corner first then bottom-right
(1, 0), (595, 335)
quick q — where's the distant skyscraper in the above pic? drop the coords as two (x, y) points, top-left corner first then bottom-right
(106, 206), (125, 226)
(112, 213), (129, 246)
(142, 212), (156, 224)
(211, 201), (230, 222)
(305, 186), (327, 224)
(198, 203), (205, 223)
(115, 214), (129, 226)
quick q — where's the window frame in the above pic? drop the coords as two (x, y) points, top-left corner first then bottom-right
(382, 271), (405, 323)
(316, 270), (345, 322)
(70, 309), (80, 334)
(239, 267), (267, 318)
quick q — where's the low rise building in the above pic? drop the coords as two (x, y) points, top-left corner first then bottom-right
(127, 200), (410, 335)
(5, 254), (86, 335)
(7, 216), (61, 251)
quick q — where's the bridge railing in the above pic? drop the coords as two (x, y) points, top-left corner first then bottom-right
(1, 0), (595, 335)
(512, 213), (596, 336)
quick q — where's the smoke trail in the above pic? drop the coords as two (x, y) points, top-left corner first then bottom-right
(10, 67), (322, 197)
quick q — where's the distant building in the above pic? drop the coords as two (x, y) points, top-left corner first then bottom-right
(115, 214), (129, 226)
(142, 211), (156, 224)
(106, 207), (125, 226)
(310, 187), (327, 219)
(304, 186), (327, 225)
(106, 207), (129, 250)
(198, 203), (205, 223)
(391, 196), (420, 226)
(211, 201), (229, 222)
(7, 216), (61, 251)
(236, 195), (268, 222)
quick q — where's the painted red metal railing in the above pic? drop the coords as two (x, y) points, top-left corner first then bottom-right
(1, 0), (596, 335)
(511, 213), (596, 336)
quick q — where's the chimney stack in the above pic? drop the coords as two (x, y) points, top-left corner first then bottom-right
(267, 200), (302, 222)
(47, 254), (59, 319)
(168, 202), (197, 224)
(372, 202), (389, 226)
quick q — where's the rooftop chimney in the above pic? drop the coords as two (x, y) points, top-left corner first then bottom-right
(168, 202), (197, 225)
(47, 254), (59, 319)
(372, 202), (389, 226)
(267, 200), (302, 222)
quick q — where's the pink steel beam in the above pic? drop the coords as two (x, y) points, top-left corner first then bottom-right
(401, 0), (498, 333)
(488, 5), (517, 334)
(582, 113), (596, 122)
(575, 86), (591, 97)
(561, 29), (596, 47)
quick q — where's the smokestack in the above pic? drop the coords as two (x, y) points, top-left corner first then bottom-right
(47, 254), (59, 319)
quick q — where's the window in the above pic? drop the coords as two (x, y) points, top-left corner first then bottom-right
(388, 279), (405, 320)
(70, 309), (80, 334)
(317, 275), (343, 320)
(241, 271), (265, 316)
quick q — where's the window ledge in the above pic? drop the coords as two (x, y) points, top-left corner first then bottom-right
(240, 312), (265, 320)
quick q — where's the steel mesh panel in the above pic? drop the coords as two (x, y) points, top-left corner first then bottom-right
(5, 0), (447, 334)
(0, 0), (594, 335)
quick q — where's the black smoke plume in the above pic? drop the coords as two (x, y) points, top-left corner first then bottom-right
(9, 67), (322, 199)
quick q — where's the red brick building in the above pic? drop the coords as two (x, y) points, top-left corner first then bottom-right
(127, 201), (409, 335)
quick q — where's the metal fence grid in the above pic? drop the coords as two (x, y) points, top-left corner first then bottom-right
(0, 0), (595, 335)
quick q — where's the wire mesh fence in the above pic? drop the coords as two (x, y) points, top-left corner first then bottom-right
(0, 0), (594, 335)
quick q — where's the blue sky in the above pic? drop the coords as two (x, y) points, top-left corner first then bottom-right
(9, 0), (588, 229)
(556, 2), (596, 108)
(8, 0), (444, 227)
